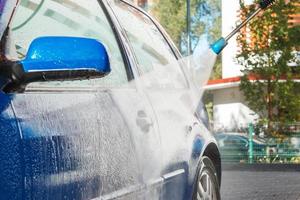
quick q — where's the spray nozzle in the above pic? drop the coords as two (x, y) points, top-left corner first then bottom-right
(259, 0), (275, 9)
(210, 0), (276, 55)
(211, 37), (227, 55)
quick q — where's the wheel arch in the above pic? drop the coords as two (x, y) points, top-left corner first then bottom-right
(202, 142), (222, 187)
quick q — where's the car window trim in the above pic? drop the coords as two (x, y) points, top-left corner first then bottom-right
(98, 0), (134, 82)
(104, 0), (145, 82)
(116, 0), (190, 90)
(120, 0), (182, 59)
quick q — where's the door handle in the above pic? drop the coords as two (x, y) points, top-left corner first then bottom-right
(186, 122), (199, 134)
(136, 110), (153, 133)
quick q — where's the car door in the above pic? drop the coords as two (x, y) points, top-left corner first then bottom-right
(111, 1), (210, 199)
(0, 93), (23, 200)
(4, 0), (161, 199)
(104, 2), (165, 199)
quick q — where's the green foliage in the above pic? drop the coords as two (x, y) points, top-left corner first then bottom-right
(152, 0), (187, 46)
(152, 0), (222, 79)
(237, 0), (300, 135)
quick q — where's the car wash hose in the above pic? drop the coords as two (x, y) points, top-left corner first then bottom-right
(211, 0), (276, 55)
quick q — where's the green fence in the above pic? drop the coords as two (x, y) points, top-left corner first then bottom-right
(215, 124), (300, 164)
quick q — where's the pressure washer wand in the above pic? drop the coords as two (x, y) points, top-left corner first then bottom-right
(211, 0), (275, 55)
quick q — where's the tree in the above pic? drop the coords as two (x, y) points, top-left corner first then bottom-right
(152, 0), (222, 79)
(237, 0), (300, 136)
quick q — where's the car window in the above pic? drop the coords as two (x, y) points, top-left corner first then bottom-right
(112, 1), (188, 90)
(6, 0), (129, 88)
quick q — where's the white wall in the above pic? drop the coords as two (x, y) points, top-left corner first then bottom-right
(212, 86), (258, 131)
(221, 0), (253, 78)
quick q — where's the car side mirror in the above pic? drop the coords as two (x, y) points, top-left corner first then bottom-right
(0, 36), (111, 92)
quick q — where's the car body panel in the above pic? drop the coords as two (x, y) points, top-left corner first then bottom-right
(10, 90), (144, 199)
(0, 92), (23, 200)
(108, 1), (219, 198)
(0, 0), (220, 199)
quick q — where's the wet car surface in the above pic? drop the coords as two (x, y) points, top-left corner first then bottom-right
(0, 0), (221, 199)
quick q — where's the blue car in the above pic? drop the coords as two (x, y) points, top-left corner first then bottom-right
(0, 0), (221, 199)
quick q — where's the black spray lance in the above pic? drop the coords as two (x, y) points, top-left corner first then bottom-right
(211, 0), (276, 55)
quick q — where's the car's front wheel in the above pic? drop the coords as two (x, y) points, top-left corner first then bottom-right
(193, 156), (220, 200)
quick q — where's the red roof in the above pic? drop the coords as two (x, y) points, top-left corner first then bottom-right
(208, 75), (300, 86)
(207, 77), (241, 85)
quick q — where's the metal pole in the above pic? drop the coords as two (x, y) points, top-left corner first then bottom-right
(224, 8), (262, 42)
(187, 0), (191, 55)
(248, 123), (254, 164)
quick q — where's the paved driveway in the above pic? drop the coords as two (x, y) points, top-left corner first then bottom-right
(221, 170), (300, 200)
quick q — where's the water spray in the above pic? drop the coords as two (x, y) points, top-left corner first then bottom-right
(184, 0), (276, 111)
(211, 0), (276, 55)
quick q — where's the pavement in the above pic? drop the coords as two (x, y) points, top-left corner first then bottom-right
(221, 165), (300, 200)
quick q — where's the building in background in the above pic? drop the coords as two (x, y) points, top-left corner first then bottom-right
(205, 0), (300, 132)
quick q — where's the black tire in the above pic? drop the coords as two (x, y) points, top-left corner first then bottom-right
(192, 156), (221, 200)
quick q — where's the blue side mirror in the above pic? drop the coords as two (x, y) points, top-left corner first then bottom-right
(0, 37), (111, 92)
(22, 36), (111, 75)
